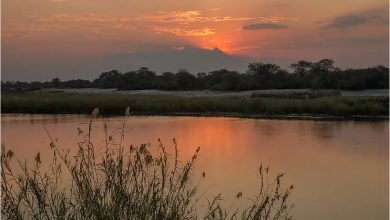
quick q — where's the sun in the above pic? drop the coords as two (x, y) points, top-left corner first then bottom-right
(196, 36), (235, 54)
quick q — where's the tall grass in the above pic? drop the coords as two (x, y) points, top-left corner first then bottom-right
(1, 108), (293, 219)
(2, 92), (388, 117)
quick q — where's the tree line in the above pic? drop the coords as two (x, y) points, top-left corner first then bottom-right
(2, 59), (389, 92)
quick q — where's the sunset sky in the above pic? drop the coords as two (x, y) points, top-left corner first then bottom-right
(2, 0), (389, 81)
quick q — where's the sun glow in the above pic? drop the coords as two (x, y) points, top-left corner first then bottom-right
(193, 33), (238, 54)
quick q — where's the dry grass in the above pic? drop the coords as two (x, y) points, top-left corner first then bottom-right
(1, 108), (293, 220)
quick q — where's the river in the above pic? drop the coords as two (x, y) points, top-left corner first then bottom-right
(1, 114), (388, 219)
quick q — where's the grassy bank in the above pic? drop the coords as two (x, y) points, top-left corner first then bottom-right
(1, 92), (388, 119)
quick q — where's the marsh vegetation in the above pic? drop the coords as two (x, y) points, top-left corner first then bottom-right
(2, 92), (388, 118)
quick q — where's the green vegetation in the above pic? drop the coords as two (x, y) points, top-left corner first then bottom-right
(2, 92), (388, 118)
(1, 113), (293, 219)
(2, 59), (388, 92)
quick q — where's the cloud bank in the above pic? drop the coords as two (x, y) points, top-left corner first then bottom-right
(326, 15), (367, 28)
(242, 23), (288, 30)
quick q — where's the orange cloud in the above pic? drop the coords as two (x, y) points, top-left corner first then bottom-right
(4, 11), (298, 39)
(172, 46), (185, 51)
(152, 27), (216, 37)
(136, 10), (299, 24)
(136, 11), (204, 24)
(138, 10), (298, 46)
(3, 11), (299, 57)
(37, 13), (132, 23)
(3, 13), (137, 38)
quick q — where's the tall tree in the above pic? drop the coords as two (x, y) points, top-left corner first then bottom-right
(94, 70), (122, 88)
(310, 59), (336, 73)
(290, 60), (312, 78)
(248, 63), (280, 78)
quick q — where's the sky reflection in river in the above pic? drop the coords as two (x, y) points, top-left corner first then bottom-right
(1, 114), (388, 220)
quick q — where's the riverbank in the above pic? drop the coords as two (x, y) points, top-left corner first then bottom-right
(1, 92), (388, 120)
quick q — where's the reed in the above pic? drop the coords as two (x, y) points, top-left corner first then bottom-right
(1, 108), (293, 219)
(2, 92), (388, 118)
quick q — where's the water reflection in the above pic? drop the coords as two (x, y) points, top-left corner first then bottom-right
(311, 122), (337, 139)
(1, 114), (389, 220)
(253, 120), (280, 137)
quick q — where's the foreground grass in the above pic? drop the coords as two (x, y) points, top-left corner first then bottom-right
(1, 111), (293, 219)
(2, 92), (388, 118)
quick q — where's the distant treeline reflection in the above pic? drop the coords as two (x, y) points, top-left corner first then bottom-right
(2, 59), (389, 92)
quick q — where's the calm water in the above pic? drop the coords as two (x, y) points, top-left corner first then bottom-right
(1, 114), (389, 220)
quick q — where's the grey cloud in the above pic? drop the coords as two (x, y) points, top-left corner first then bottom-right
(326, 15), (367, 28)
(242, 23), (288, 30)
(2, 46), (254, 81)
(288, 36), (389, 49)
(105, 46), (252, 75)
(325, 7), (389, 29)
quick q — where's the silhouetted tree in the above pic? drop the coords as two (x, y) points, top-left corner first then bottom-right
(159, 72), (177, 90)
(2, 60), (388, 91)
(62, 79), (92, 88)
(176, 70), (197, 90)
(51, 77), (62, 87)
(310, 59), (336, 73)
(247, 63), (281, 89)
(290, 60), (312, 78)
(94, 70), (121, 88)
(248, 63), (280, 78)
